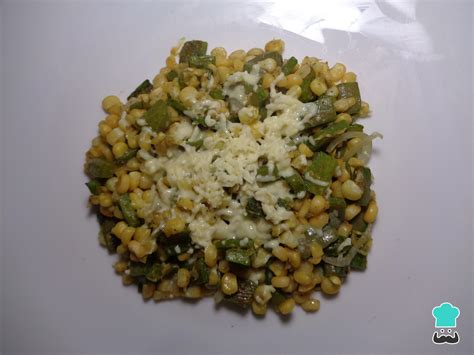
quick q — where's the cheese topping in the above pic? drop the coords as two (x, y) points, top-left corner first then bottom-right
(140, 68), (308, 247)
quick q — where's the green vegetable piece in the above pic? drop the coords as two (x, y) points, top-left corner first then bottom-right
(187, 139), (203, 149)
(129, 262), (147, 277)
(244, 51), (283, 72)
(305, 152), (337, 195)
(249, 86), (269, 107)
(350, 253), (367, 270)
(305, 96), (337, 127)
(299, 71), (316, 103)
(145, 263), (162, 282)
(209, 88), (225, 100)
(194, 257), (209, 285)
(329, 196), (346, 220)
(324, 237), (350, 257)
(178, 72), (186, 88)
(246, 197), (265, 218)
(358, 167), (372, 207)
(100, 218), (120, 253)
(189, 55), (215, 68)
(311, 225), (338, 248)
(129, 101), (145, 110)
(259, 107), (268, 120)
(168, 98), (186, 113)
(85, 180), (101, 194)
(337, 82), (361, 115)
(115, 148), (139, 165)
(285, 173), (306, 194)
(127, 79), (153, 101)
(270, 291), (286, 307)
(314, 121), (350, 141)
(347, 123), (364, 132)
(257, 165), (269, 176)
(118, 193), (141, 227)
(323, 263), (349, 277)
(86, 158), (116, 179)
(281, 56), (298, 75)
(351, 212), (368, 233)
(179, 40), (208, 63)
(166, 70), (178, 81)
(264, 269), (274, 285)
(215, 238), (249, 250)
(225, 248), (253, 266)
(277, 198), (293, 210)
(225, 279), (257, 308)
(143, 99), (169, 132)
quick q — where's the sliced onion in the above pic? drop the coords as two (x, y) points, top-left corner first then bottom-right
(326, 132), (367, 153)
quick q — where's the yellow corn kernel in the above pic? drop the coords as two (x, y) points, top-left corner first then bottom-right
(359, 101), (370, 117)
(278, 298), (295, 315)
(264, 39), (285, 54)
(321, 275), (342, 295)
(128, 171), (141, 191)
(184, 285), (202, 298)
(134, 226), (151, 242)
(326, 85), (339, 97)
(269, 260), (286, 277)
(228, 49), (246, 61)
(176, 198), (193, 211)
(342, 71), (357, 83)
(335, 113), (352, 124)
(233, 58), (244, 72)
(364, 201), (378, 223)
(262, 73), (274, 89)
(116, 174), (130, 194)
(106, 127), (125, 146)
(251, 301), (267, 316)
(310, 195), (327, 215)
(165, 55), (176, 69)
(334, 97), (356, 112)
(272, 276), (290, 288)
(287, 250), (301, 269)
(221, 272), (238, 295)
(210, 47), (227, 58)
(217, 66), (231, 82)
(348, 157), (364, 168)
(128, 240), (146, 259)
(254, 285), (274, 305)
(293, 267), (313, 286)
(164, 218), (185, 237)
(122, 274), (134, 286)
(113, 260), (128, 273)
(102, 95), (122, 114)
(218, 260), (230, 273)
(297, 198), (311, 218)
(331, 180), (343, 198)
(309, 212), (329, 229)
(247, 47), (264, 57)
(298, 143), (314, 158)
(141, 283), (156, 300)
(204, 244), (217, 267)
(272, 246), (289, 262)
(178, 86), (198, 108)
(337, 222), (352, 237)
(215, 55), (232, 67)
(286, 73), (303, 88)
(177, 268), (191, 288)
(301, 298), (320, 312)
(342, 180), (363, 200)
(98, 121), (112, 138)
(112, 142), (128, 159)
(345, 204), (362, 221)
(238, 106), (259, 125)
(310, 77), (328, 96)
(98, 191), (113, 208)
(138, 174), (153, 190)
(329, 63), (346, 82)
(293, 292), (310, 304)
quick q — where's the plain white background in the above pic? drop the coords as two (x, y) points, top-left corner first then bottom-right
(1, 1), (472, 354)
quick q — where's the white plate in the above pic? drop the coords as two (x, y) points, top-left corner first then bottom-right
(1, 1), (472, 354)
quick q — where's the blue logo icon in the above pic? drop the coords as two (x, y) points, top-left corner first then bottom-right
(432, 302), (460, 345)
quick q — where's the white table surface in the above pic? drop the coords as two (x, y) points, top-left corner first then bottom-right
(1, 1), (472, 354)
